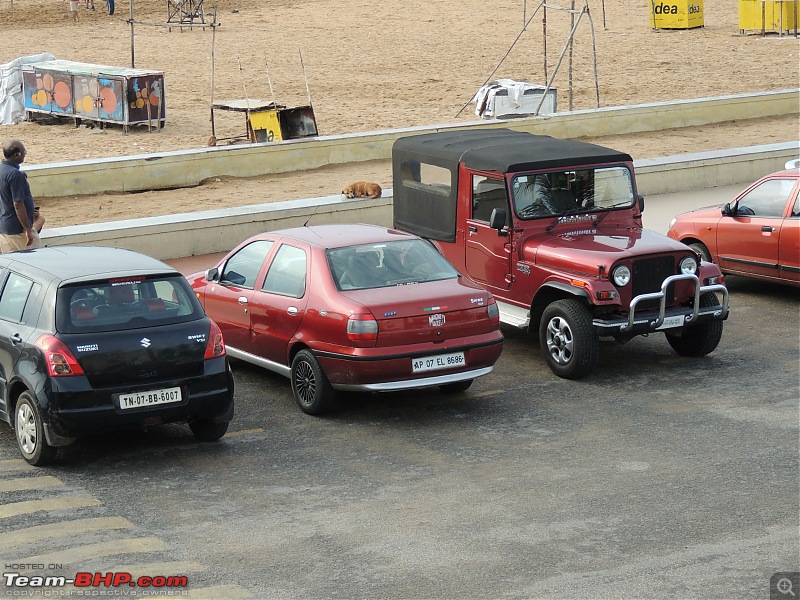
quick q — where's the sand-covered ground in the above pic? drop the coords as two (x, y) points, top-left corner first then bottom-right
(1, 0), (798, 227)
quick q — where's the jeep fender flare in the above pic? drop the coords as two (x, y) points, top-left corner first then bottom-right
(529, 282), (591, 331)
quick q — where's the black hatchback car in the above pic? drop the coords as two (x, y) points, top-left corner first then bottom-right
(0, 247), (235, 465)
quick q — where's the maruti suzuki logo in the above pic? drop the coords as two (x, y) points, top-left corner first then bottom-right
(140, 338), (151, 348)
(428, 314), (445, 327)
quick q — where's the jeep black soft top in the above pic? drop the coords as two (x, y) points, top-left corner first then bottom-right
(392, 128), (632, 243)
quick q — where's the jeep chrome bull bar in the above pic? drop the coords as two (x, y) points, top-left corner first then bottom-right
(614, 274), (729, 333)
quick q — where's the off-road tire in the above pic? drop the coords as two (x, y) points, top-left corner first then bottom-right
(539, 299), (598, 379)
(665, 292), (724, 357)
(291, 350), (336, 415)
(15, 392), (56, 466)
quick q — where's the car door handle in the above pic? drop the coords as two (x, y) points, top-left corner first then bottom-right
(238, 296), (248, 305)
(287, 306), (298, 316)
(10, 333), (22, 345)
(469, 225), (478, 233)
(761, 226), (775, 233)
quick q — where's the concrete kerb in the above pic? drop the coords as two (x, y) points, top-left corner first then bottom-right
(39, 141), (800, 261)
(24, 89), (800, 198)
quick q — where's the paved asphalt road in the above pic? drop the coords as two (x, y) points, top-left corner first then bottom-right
(0, 184), (798, 600)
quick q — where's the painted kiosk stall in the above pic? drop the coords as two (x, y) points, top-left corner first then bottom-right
(22, 60), (165, 130)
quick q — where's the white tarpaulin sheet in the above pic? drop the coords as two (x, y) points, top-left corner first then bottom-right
(0, 53), (56, 125)
(473, 78), (557, 118)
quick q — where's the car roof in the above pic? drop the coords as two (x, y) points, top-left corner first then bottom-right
(392, 128), (633, 173)
(0, 246), (178, 282)
(768, 168), (800, 177)
(256, 224), (419, 249)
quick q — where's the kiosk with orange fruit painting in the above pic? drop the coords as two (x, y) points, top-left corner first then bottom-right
(22, 60), (165, 131)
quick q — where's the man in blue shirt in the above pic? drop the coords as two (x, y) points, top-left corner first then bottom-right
(0, 140), (41, 253)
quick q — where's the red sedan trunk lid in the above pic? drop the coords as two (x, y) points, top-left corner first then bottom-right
(343, 279), (494, 347)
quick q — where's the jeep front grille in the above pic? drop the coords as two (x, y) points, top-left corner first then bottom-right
(632, 256), (675, 307)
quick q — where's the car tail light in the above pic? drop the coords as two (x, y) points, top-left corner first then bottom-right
(347, 313), (378, 342)
(35, 335), (85, 377)
(487, 297), (500, 328)
(204, 319), (226, 359)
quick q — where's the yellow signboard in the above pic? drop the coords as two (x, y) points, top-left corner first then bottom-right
(249, 109), (283, 143)
(650, 0), (704, 29)
(738, 0), (798, 32)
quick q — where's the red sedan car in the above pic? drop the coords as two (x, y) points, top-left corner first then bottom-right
(187, 224), (504, 414)
(667, 167), (800, 287)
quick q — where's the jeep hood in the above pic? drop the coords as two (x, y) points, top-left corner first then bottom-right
(523, 227), (690, 275)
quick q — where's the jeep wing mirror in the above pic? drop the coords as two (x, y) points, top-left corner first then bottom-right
(638, 194), (645, 212)
(489, 208), (508, 236)
(205, 267), (220, 282)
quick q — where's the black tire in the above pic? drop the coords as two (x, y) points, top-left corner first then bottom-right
(14, 392), (56, 466)
(688, 241), (712, 263)
(291, 349), (336, 415)
(539, 299), (598, 379)
(665, 292), (724, 357)
(439, 379), (473, 394)
(189, 419), (229, 441)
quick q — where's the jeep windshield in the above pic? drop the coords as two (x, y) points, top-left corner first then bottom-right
(512, 166), (635, 220)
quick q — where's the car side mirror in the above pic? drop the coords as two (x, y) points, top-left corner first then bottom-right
(489, 208), (507, 236)
(721, 203), (732, 217)
(638, 194), (645, 212)
(205, 267), (220, 282)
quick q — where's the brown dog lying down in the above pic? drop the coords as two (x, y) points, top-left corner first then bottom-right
(342, 181), (382, 199)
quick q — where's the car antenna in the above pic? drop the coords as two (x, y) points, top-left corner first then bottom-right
(302, 201), (323, 227)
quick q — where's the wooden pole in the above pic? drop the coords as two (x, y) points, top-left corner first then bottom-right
(585, 0), (601, 107)
(265, 56), (277, 107)
(299, 48), (313, 108)
(209, 8), (217, 143)
(236, 55), (253, 141)
(543, 5), (548, 80)
(129, 0), (135, 67)
(569, 0), (575, 111)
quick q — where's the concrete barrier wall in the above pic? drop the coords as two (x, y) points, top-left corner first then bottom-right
(25, 89), (800, 198)
(633, 141), (799, 194)
(40, 141), (800, 260)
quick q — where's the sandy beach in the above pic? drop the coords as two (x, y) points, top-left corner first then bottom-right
(0, 0), (797, 227)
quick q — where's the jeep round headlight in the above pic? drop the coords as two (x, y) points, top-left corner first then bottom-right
(612, 265), (631, 286)
(680, 256), (698, 275)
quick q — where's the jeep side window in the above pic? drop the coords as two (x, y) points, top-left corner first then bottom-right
(472, 175), (506, 223)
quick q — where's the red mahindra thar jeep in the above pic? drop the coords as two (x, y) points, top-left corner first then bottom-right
(392, 128), (729, 379)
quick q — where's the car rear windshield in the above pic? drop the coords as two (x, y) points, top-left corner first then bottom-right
(57, 275), (205, 333)
(327, 239), (459, 291)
